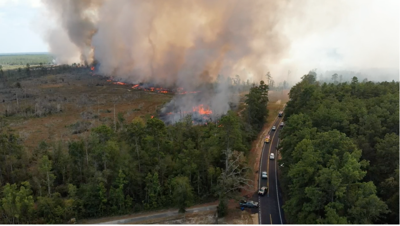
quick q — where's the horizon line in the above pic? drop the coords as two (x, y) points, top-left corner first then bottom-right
(0, 52), (51, 56)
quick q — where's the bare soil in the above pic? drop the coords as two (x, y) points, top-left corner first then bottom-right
(82, 201), (219, 224)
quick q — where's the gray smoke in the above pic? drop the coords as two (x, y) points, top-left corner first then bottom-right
(41, 0), (291, 122)
(42, 0), (101, 64)
(40, 0), (399, 122)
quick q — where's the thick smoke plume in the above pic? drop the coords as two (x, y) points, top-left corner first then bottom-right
(42, 0), (101, 64)
(42, 0), (291, 122)
(41, 0), (399, 122)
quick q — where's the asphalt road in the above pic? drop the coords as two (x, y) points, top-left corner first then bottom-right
(258, 115), (286, 224)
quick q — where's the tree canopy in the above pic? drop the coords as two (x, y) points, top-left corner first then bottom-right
(0, 81), (269, 223)
(280, 73), (398, 224)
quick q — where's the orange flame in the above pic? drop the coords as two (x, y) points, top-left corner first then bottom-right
(113, 82), (126, 85)
(192, 104), (212, 115)
(91, 66), (94, 71)
(151, 115), (154, 119)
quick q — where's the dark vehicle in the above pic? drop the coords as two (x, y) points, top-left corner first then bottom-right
(240, 200), (259, 208)
(278, 111), (283, 117)
(272, 126), (276, 131)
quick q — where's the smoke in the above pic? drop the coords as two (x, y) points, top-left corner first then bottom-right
(40, 0), (399, 122)
(41, 0), (101, 64)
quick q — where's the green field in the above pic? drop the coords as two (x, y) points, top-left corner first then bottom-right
(0, 53), (54, 70)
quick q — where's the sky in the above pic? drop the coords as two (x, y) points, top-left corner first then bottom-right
(0, 0), (46, 53)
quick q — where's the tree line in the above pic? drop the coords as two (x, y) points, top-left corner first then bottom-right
(0, 81), (269, 223)
(0, 54), (53, 67)
(279, 72), (399, 224)
(0, 64), (88, 84)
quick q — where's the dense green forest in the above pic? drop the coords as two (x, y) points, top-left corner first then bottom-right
(279, 72), (399, 224)
(0, 80), (269, 223)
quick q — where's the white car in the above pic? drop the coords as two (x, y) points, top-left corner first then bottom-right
(258, 186), (268, 196)
(261, 171), (268, 179)
(272, 126), (276, 131)
(280, 122), (284, 127)
(270, 153), (275, 160)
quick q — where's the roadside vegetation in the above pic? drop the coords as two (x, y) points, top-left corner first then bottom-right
(0, 58), (271, 223)
(280, 72), (399, 224)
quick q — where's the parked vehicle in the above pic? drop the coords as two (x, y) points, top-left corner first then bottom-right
(278, 111), (283, 117)
(240, 200), (259, 208)
(272, 126), (276, 131)
(280, 122), (284, 127)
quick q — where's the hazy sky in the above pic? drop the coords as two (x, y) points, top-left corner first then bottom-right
(0, 0), (398, 83)
(0, 0), (46, 53)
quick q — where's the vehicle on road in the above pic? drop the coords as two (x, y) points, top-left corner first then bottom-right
(278, 111), (283, 117)
(264, 135), (270, 143)
(258, 186), (268, 196)
(272, 126), (276, 131)
(280, 122), (284, 127)
(240, 200), (259, 208)
(261, 171), (268, 179)
(270, 153), (275, 160)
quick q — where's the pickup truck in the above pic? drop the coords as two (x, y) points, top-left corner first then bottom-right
(258, 186), (268, 196)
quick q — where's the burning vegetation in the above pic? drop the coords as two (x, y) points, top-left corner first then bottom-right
(101, 71), (218, 124)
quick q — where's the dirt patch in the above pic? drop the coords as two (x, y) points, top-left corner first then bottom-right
(224, 199), (256, 224)
(137, 210), (217, 224)
(82, 201), (219, 224)
(39, 84), (64, 89)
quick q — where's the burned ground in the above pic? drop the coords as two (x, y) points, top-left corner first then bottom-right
(0, 70), (173, 149)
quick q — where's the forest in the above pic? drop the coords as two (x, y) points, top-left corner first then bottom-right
(0, 74), (270, 223)
(279, 72), (399, 224)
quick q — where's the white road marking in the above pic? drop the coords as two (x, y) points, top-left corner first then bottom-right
(275, 138), (283, 224)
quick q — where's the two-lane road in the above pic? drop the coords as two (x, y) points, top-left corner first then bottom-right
(258, 116), (286, 224)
